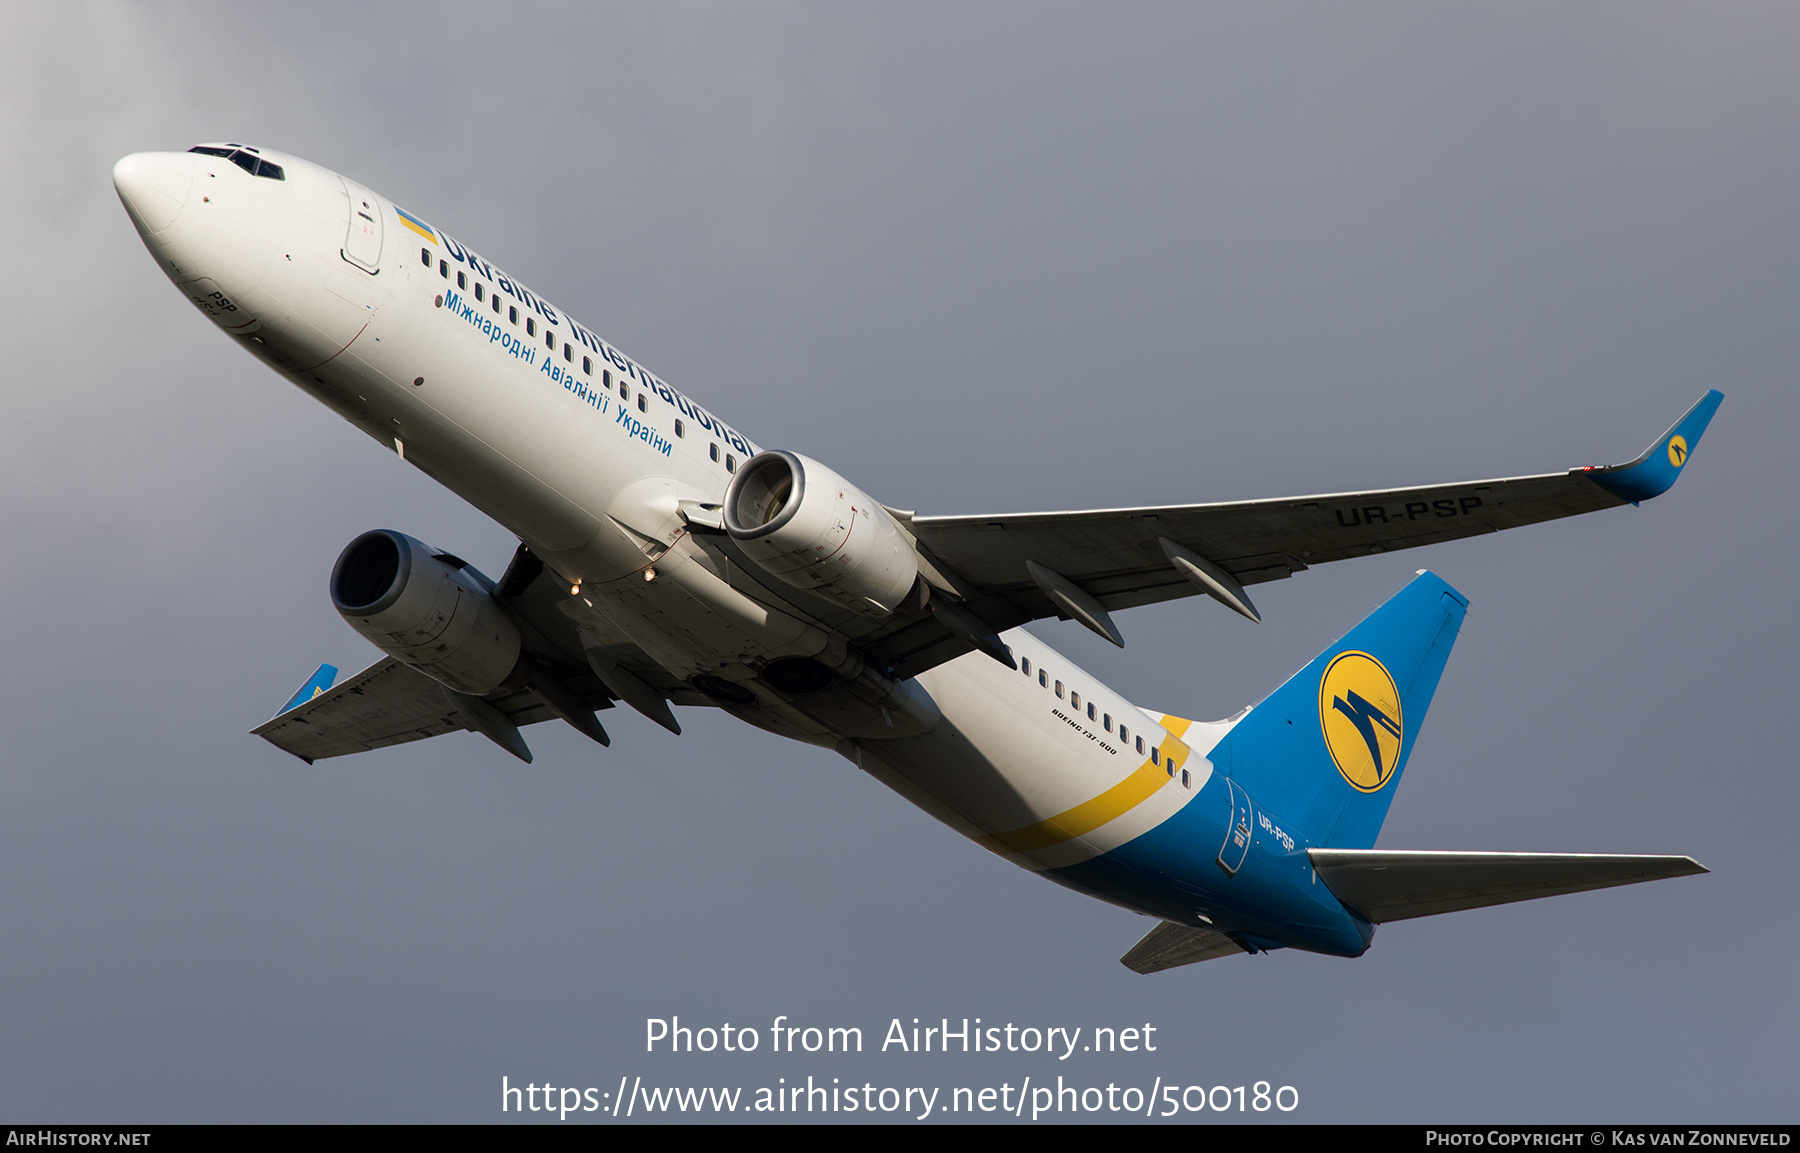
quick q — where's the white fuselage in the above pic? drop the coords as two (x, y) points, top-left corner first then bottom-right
(114, 145), (1227, 910)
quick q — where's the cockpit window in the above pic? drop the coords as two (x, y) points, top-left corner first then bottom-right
(187, 145), (284, 181)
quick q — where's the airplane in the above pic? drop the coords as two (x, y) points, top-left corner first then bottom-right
(112, 143), (1719, 973)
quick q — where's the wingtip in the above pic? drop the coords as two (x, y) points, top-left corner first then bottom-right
(1586, 389), (1723, 504)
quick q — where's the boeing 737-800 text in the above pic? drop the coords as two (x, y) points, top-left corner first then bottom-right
(114, 143), (1717, 972)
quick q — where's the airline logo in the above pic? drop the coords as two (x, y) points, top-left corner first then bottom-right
(1668, 434), (1689, 469)
(1319, 650), (1403, 792)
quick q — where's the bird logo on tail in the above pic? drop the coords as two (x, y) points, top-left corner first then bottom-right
(1319, 651), (1404, 792)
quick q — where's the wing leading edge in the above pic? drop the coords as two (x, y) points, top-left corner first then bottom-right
(858, 391), (1722, 677)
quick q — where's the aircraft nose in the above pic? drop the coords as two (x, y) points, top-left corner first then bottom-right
(113, 151), (195, 235)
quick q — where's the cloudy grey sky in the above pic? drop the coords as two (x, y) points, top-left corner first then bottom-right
(1, 1), (1794, 1123)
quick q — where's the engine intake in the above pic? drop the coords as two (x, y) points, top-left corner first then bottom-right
(330, 529), (523, 696)
(723, 451), (919, 617)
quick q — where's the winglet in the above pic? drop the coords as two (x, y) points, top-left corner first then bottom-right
(1585, 390), (1723, 505)
(275, 663), (339, 717)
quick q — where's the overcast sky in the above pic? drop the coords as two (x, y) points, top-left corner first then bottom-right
(1, 1), (1794, 1123)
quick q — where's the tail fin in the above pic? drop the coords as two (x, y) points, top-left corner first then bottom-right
(1209, 571), (1467, 849)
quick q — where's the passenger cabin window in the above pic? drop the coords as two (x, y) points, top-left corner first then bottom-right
(564, 343), (572, 362)
(583, 356), (592, 374)
(1038, 670), (1047, 687)
(1087, 703), (1096, 721)
(636, 395), (647, 413)
(1055, 681), (1064, 699)
(709, 443), (719, 462)
(439, 260), (448, 278)
(1151, 748), (1160, 766)
(1020, 658), (1031, 676)
(725, 455), (736, 472)
(1119, 725), (1129, 745)
(1070, 691), (1081, 710)
(1181, 768), (1191, 788)
(457, 272), (467, 289)
(508, 306), (518, 324)
(1104, 714), (1112, 732)
(526, 318), (536, 337)
(475, 283), (484, 301)
(1135, 736), (1144, 754)
(674, 420), (685, 437)
(420, 248), (431, 267)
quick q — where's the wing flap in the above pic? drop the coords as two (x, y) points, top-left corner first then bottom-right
(1120, 921), (1249, 974)
(1308, 849), (1708, 923)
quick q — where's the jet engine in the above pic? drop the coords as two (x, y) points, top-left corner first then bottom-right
(723, 451), (920, 617)
(330, 529), (523, 695)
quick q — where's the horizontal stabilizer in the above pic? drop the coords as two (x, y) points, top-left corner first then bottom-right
(1309, 849), (1707, 923)
(1120, 921), (1248, 974)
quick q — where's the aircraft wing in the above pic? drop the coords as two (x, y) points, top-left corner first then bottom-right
(852, 392), (1721, 677)
(1308, 849), (1708, 923)
(1120, 921), (1249, 974)
(250, 542), (718, 764)
(251, 656), (563, 763)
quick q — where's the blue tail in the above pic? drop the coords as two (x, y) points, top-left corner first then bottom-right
(1208, 572), (1468, 849)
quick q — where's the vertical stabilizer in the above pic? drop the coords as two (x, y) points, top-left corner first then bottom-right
(1209, 571), (1468, 849)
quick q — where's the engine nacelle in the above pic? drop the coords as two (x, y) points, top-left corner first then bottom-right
(723, 451), (920, 617)
(330, 530), (523, 696)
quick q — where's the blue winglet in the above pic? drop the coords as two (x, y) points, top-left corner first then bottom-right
(277, 663), (339, 716)
(1586, 390), (1724, 505)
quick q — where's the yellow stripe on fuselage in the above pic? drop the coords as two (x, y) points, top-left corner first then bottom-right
(397, 211), (436, 243)
(977, 716), (1195, 854)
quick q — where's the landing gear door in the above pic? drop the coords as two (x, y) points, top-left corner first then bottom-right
(1217, 778), (1253, 876)
(341, 177), (384, 273)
